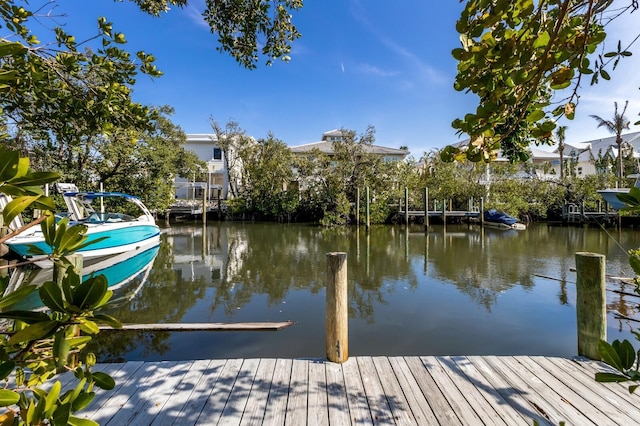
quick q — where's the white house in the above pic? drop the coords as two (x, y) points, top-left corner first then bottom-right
(174, 134), (227, 202)
(551, 131), (640, 177)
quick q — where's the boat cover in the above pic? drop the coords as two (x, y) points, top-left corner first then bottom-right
(484, 209), (518, 225)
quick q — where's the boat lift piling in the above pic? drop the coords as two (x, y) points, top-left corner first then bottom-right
(575, 252), (606, 360)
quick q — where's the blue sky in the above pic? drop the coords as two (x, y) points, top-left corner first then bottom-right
(50, 0), (640, 158)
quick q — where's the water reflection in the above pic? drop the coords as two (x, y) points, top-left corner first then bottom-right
(4, 241), (159, 311)
(10, 222), (640, 361)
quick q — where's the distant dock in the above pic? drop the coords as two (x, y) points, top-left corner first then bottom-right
(72, 355), (636, 425)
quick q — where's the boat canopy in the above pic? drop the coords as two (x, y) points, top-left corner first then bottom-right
(63, 192), (141, 201)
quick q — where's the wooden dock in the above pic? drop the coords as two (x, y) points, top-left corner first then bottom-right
(70, 355), (638, 425)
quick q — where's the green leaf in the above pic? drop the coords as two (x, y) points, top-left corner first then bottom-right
(71, 391), (95, 412)
(45, 381), (61, 413)
(66, 336), (92, 349)
(598, 340), (624, 371)
(2, 195), (39, 227)
(0, 389), (19, 407)
(91, 372), (115, 390)
(617, 339), (636, 370)
(0, 149), (19, 181)
(39, 281), (66, 312)
(0, 41), (27, 57)
(92, 313), (121, 329)
(533, 31), (550, 49)
(0, 361), (15, 381)
(0, 310), (51, 324)
(79, 320), (99, 335)
(73, 275), (108, 309)
(53, 332), (70, 370)
(67, 415), (99, 426)
(526, 109), (545, 123)
(600, 69), (610, 80)
(52, 402), (71, 426)
(595, 372), (629, 382)
(8, 320), (59, 345)
(0, 285), (37, 309)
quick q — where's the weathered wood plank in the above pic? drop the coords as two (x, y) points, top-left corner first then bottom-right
(262, 358), (292, 426)
(126, 361), (196, 426)
(341, 358), (372, 425)
(420, 356), (486, 425)
(371, 357), (415, 425)
(219, 358), (261, 426)
(102, 361), (180, 425)
(518, 356), (640, 424)
(284, 359), (308, 426)
(99, 321), (295, 331)
(388, 357), (439, 425)
(404, 356), (463, 426)
(356, 356), (394, 425)
(85, 361), (160, 424)
(465, 356), (550, 426)
(326, 360), (351, 426)
(542, 356), (640, 423)
(196, 358), (244, 425)
(239, 358), (276, 426)
(447, 356), (528, 426)
(74, 356), (636, 426)
(436, 357), (510, 426)
(150, 359), (218, 426)
(156, 359), (226, 425)
(484, 355), (597, 425)
(307, 361), (329, 426)
(515, 357), (616, 425)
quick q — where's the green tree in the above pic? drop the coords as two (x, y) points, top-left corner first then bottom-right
(590, 101), (631, 184)
(296, 127), (389, 225)
(241, 134), (297, 220)
(209, 118), (256, 199)
(452, 0), (637, 162)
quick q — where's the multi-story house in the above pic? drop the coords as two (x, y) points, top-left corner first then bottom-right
(551, 131), (640, 177)
(174, 134), (226, 204)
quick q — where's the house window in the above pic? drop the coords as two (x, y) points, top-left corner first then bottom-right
(577, 166), (583, 176)
(213, 148), (222, 160)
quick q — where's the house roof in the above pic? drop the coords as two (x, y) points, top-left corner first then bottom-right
(559, 131), (640, 162)
(186, 134), (218, 143)
(289, 140), (409, 156)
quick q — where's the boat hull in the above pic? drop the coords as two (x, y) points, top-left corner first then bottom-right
(596, 189), (629, 210)
(5, 222), (160, 267)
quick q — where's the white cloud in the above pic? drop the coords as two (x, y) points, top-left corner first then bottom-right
(356, 63), (397, 77)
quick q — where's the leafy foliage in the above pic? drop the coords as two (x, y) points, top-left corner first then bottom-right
(595, 188), (640, 393)
(451, 0), (637, 162)
(0, 148), (121, 424)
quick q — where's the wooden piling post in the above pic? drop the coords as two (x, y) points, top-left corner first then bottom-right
(356, 188), (360, 225)
(423, 187), (429, 231)
(365, 187), (370, 232)
(441, 199), (446, 224)
(202, 190), (207, 225)
(326, 252), (348, 363)
(575, 252), (606, 360)
(217, 189), (222, 217)
(53, 254), (83, 286)
(404, 187), (409, 226)
(479, 197), (484, 226)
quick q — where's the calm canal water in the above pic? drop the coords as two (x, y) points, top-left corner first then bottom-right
(81, 222), (640, 361)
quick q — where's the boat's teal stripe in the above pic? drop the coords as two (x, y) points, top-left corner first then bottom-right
(7, 225), (159, 257)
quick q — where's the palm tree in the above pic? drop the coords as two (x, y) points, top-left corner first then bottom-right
(555, 126), (567, 180)
(590, 101), (630, 184)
